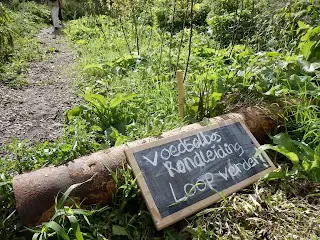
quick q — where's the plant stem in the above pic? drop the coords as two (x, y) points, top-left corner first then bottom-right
(176, 0), (189, 69)
(168, 0), (177, 72)
(184, 0), (194, 82)
(119, 17), (132, 55)
(130, 0), (140, 55)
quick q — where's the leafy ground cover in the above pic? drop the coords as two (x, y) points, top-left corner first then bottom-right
(0, 0), (320, 239)
(0, 1), (51, 87)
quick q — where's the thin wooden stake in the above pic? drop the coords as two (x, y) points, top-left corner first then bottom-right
(177, 70), (184, 118)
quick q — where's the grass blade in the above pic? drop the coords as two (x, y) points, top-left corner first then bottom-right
(45, 222), (70, 240)
(32, 232), (40, 240)
(67, 215), (84, 240)
(57, 173), (97, 210)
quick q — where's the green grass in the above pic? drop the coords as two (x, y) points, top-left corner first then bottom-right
(0, 1), (50, 87)
(27, 166), (320, 239)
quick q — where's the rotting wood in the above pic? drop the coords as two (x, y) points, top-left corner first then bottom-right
(12, 106), (279, 227)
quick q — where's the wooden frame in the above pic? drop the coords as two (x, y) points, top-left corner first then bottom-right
(125, 119), (276, 230)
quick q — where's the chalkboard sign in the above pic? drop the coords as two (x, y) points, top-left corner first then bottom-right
(125, 119), (275, 230)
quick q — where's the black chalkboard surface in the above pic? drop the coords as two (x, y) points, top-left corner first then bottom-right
(125, 119), (275, 230)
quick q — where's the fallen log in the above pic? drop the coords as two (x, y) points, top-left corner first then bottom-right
(13, 106), (279, 226)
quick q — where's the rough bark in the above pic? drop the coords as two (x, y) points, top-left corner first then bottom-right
(13, 106), (279, 226)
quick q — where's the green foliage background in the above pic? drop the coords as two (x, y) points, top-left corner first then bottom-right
(0, 1), (50, 86)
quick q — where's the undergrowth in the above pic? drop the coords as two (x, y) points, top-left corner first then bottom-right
(27, 166), (320, 240)
(0, 1), (50, 87)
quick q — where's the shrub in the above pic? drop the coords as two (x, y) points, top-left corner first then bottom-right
(0, 1), (49, 85)
(16, 1), (51, 24)
(156, 0), (211, 32)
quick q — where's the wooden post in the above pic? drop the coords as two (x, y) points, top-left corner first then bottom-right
(176, 70), (184, 118)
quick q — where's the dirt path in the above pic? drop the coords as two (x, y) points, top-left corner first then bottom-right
(0, 28), (78, 147)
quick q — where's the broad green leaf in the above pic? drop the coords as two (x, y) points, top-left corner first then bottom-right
(212, 92), (222, 101)
(83, 63), (103, 71)
(115, 135), (129, 146)
(255, 144), (274, 156)
(45, 222), (69, 240)
(92, 125), (103, 132)
(206, 18), (213, 26)
(80, 93), (108, 114)
(302, 158), (312, 172)
(264, 86), (276, 96)
(271, 133), (298, 154)
(61, 144), (72, 152)
(297, 21), (309, 30)
(112, 225), (129, 236)
(110, 93), (135, 108)
(292, 140), (318, 161)
(311, 26), (320, 34)
(0, 174), (7, 182)
(264, 85), (283, 96)
(89, 94), (108, 108)
(256, 144), (299, 166)
(66, 106), (82, 120)
(76, 39), (87, 45)
(299, 41), (316, 60)
(110, 93), (125, 108)
(263, 171), (287, 181)
(193, 3), (200, 11)
(109, 127), (120, 141)
(265, 51), (280, 57)
(80, 94), (103, 113)
(310, 157), (320, 171)
(287, 74), (315, 91)
(273, 146), (300, 166)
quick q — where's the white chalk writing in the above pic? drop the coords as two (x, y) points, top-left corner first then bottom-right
(169, 153), (268, 203)
(162, 142), (244, 177)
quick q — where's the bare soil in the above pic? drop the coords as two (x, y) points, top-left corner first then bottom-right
(0, 28), (78, 147)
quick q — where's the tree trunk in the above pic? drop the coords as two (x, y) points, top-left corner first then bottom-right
(13, 106), (279, 226)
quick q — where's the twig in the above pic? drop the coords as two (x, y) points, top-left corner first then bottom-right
(130, 0), (140, 54)
(176, 0), (190, 70)
(168, 0), (177, 72)
(119, 17), (132, 55)
(184, 0), (194, 82)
